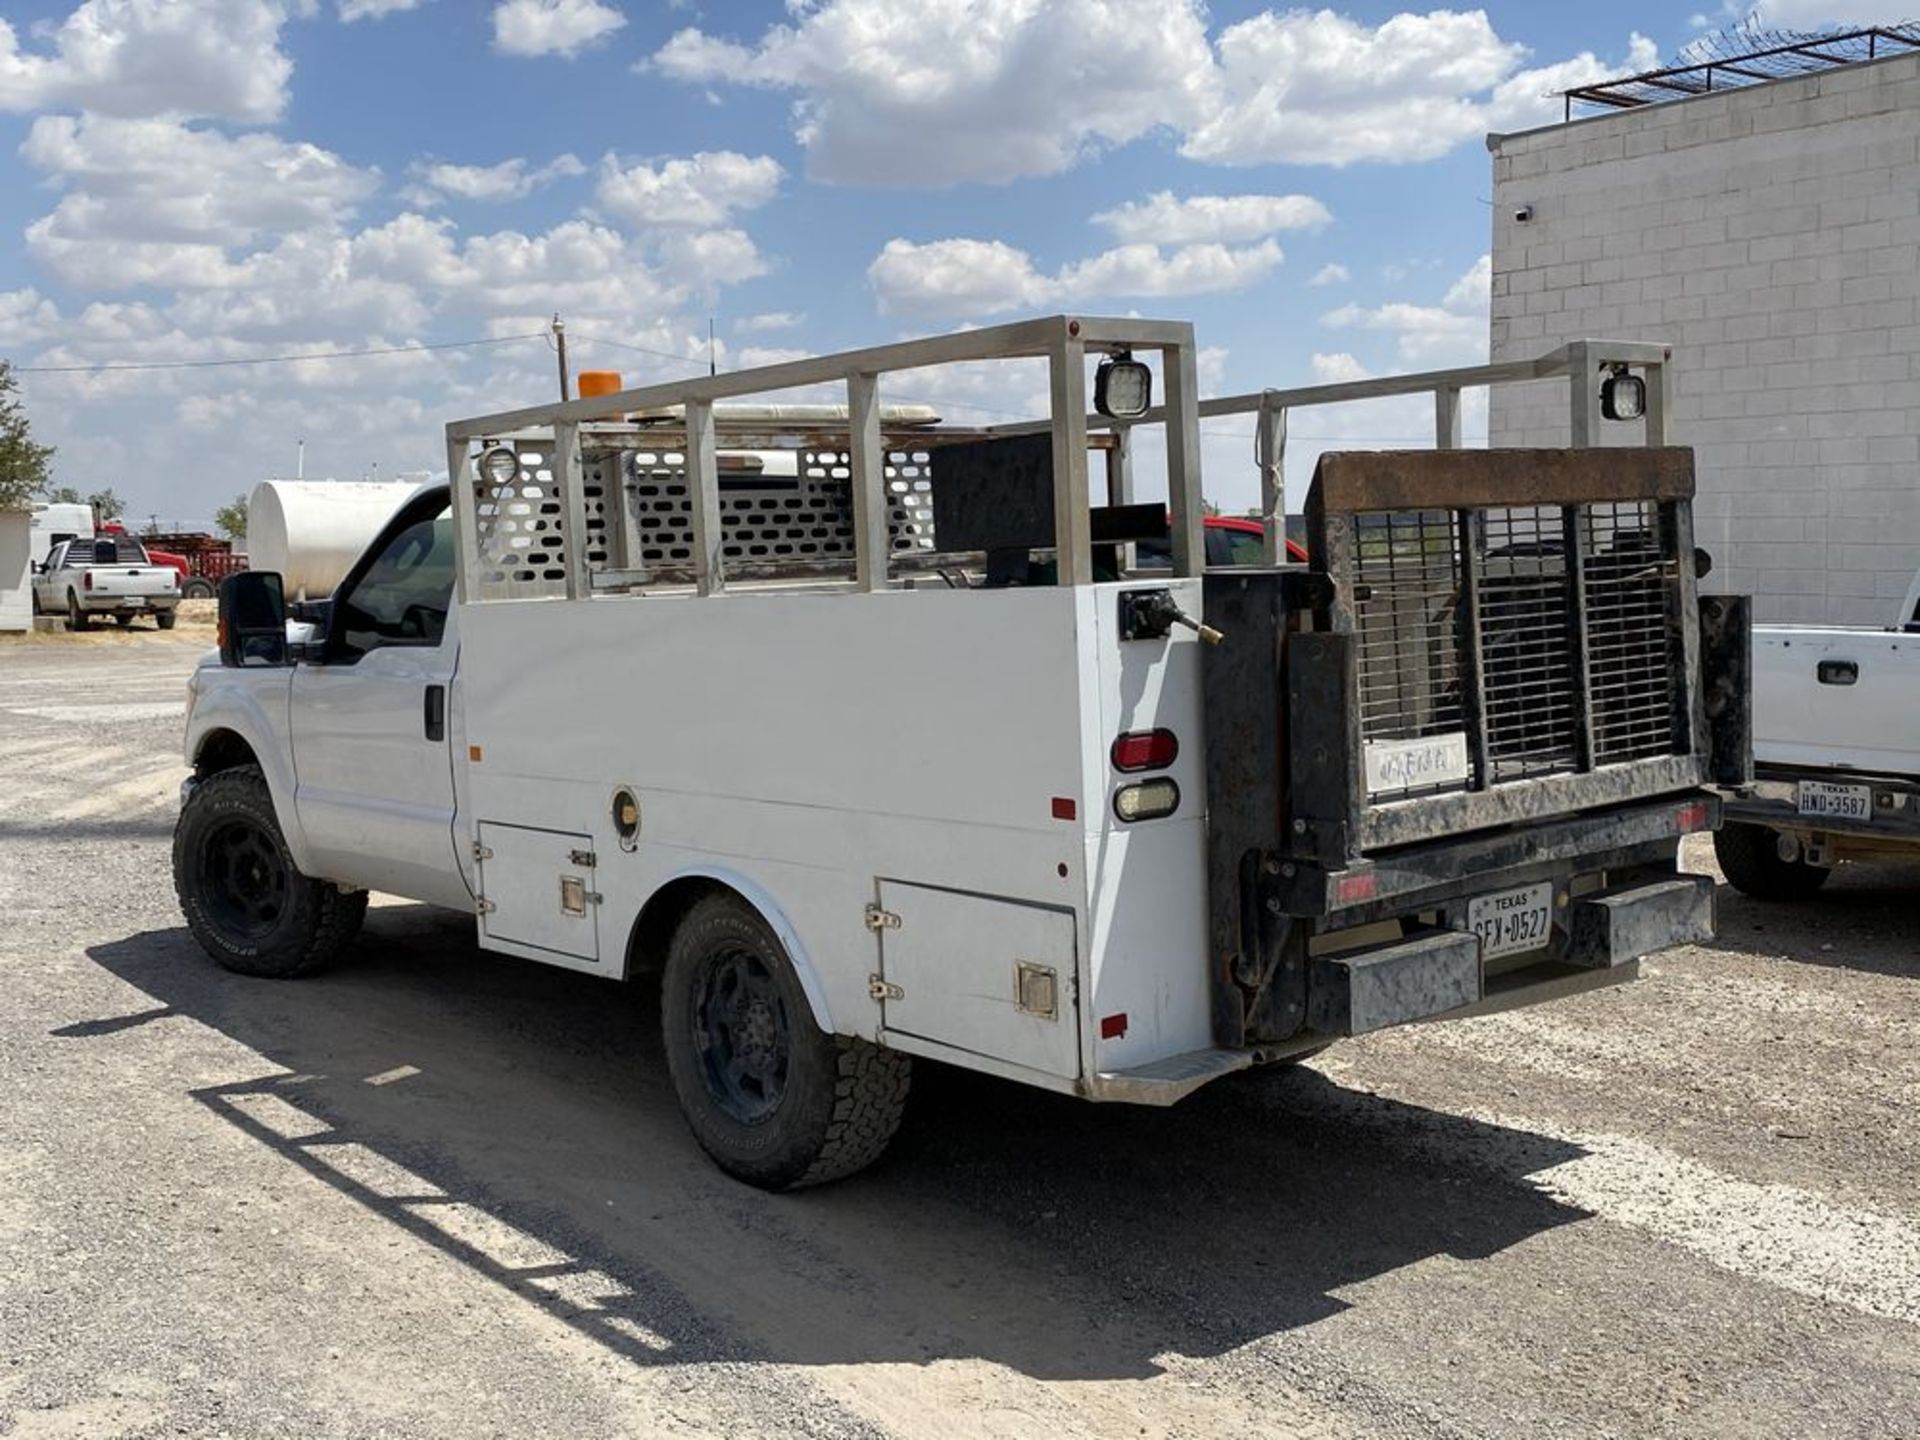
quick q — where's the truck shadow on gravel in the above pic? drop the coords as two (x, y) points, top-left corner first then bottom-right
(1709, 868), (1920, 979)
(82, 910), (1594, 1383)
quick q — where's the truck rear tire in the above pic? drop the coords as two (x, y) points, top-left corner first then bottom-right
(661, 893), (911, 1190)
(65, 591), (88, 631)
(156, 610), (177, 630)
(173, 765), (368, 978)
(1713, 821), (1832, 900)
(183, 579), (214, 600)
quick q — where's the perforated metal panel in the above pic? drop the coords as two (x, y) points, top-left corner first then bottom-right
(470, 445), (613, 601)
(618, 449), (937, 570)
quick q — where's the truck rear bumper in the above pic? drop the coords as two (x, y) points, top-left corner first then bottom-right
(1307, 871), (1712, 1038)
(1725, 774), (1920, 849)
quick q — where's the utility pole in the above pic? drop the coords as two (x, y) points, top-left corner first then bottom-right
(709, 317), (716, 377)
(296, 438), (305, 480)
(554, 313), (570, 401)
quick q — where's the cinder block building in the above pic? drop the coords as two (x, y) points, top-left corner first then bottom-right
(1487, 30), (1920, 624)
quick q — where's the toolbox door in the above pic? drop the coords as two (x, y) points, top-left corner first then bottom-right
(876, 882), (1079, 1079)
(475, 821), (600, 963)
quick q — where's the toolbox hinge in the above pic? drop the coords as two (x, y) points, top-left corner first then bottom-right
(472, 841), (493, 862)
(867, 974), (904, 1002)
(476, 897), (495, 915)
(864, 904), (901, 932)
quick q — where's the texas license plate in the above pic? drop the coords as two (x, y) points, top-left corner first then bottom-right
(1798, 780), (1870, 820)
(1467, 882), (1554, 960)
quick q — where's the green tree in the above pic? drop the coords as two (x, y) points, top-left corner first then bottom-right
(43, 485), (82, 504)
(213, 493), (248, 540)
(87, 488), (125, 523)
(0, 361), (55, 510)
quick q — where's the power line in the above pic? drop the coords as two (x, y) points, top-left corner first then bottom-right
(16, 330), (549, 375)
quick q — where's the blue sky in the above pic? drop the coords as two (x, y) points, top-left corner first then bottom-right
(0, 0), (1894, 525)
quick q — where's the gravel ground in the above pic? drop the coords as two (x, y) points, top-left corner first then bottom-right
(1, 632), (1916, 1439)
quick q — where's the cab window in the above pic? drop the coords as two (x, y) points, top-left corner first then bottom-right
(332, 508), (455, 660)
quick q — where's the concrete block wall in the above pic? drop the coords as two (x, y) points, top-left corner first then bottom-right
(1488, 52), (1920, 625)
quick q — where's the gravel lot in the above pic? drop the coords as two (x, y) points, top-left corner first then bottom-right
(2, 630), (1916, 1439)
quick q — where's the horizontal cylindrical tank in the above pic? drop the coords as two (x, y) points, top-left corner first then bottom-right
(247, 480), (420, 600)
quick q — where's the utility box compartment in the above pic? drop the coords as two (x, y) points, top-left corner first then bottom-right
(475, 821), (599, 962)
(877, 882), (1080, 1079)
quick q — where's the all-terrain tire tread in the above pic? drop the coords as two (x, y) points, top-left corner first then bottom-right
(794, 1039), (914, 1189)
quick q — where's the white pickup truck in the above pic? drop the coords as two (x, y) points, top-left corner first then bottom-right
(1715, 572), (1920, 895)
(34, 534), (181, 630)
(173, 320), (1746, 1189)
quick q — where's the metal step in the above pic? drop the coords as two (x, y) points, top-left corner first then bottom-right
(1091, 1047), (1252, 1106)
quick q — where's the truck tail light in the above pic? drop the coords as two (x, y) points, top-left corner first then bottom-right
(1113, 779), (1179, 823)
(1111, 729), (1178, 773)
(82, 572), (92, 591)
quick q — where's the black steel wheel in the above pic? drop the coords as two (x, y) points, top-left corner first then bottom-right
(174, 765), (367, 977)
(690, 943), (792, 1123)
(183, 578), (215, 600)
(662, 893), (911, 1189)
(65, 591), (87, 631)
(115, 612), (134, 627)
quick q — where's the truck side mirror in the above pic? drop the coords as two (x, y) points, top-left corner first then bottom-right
(219, 571), (289, 668)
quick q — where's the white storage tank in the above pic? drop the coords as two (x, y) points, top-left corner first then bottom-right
(247, 480), (420, 600)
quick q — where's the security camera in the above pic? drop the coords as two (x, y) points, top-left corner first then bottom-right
(1513, 204), (1535, 223)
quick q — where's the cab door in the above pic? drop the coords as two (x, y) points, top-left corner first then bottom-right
(290, 491), (470, 909)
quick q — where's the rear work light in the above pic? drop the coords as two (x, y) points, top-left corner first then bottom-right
(1110, 729), (1179, 773)
(1113, 779), (1180, 823)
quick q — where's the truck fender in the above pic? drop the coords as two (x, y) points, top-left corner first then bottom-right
(651, 865), (834, 1034)
(185, 687), (318, 875)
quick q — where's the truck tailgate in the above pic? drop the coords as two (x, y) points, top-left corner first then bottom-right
(1754, 627), (1920, 776)
(80, 567), (172, 598)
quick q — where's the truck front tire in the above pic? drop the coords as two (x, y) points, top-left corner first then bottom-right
(1713, 821), (1832, 900)
(661, 893), (911, 1190)
(173, 765), (368, 977)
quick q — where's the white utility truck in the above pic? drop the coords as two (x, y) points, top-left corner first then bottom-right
(175, 318), (1749, 1188)
(1716, 570), (1920, 894)
(35, 533), (181, 630)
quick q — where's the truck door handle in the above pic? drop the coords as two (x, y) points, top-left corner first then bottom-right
(1817, 660), (1858, 686)
(424, 684), (446, 741)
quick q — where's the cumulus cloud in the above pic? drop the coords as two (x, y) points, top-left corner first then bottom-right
(1091, 191), (1330, 245)
(1188, 13), (1660, 165)
(655, 1), (1661, 181)
(21, 115), (381, 290)
(1310, 263), (1349, 287)
(868, 235), (1284, 318)
(405, 153), (586, 205)
(653, 0), (1216, 186)
(492, 0), (625, 58)
(1321, 253), (1491, 365)
(0, 0), (299, 123)
(594, 151), (783, 228)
